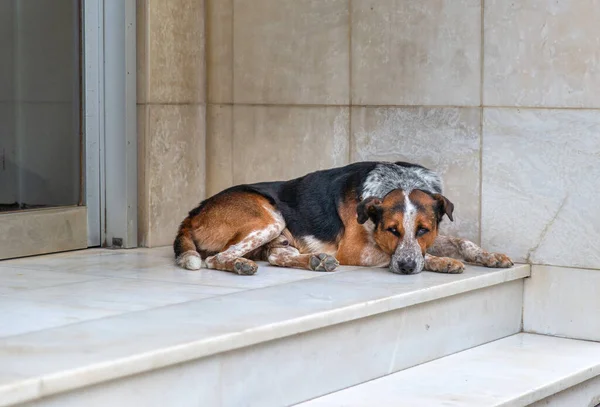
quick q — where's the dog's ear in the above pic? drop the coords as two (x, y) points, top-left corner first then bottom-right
(357, 197), (383, 224)
(432, 194), (454, 222)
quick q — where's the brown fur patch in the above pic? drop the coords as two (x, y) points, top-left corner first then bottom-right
(175, 192), (284, 273)
(335, 192), (376, 265)
(187, 192), (277, 253)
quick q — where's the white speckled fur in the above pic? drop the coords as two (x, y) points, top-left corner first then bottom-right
(391, 194), (425, 273)
(361, 163), (443, 200)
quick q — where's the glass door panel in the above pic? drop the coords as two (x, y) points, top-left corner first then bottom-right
(0, 0), (86, 259)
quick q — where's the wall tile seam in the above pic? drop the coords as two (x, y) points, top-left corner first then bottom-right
(230, 0), (236, 185)
(202, 0), (209, 202)
(478, 0), (485, 245)
(482, 105), (600, 111)
(348, 0), (353, 164)
(137, 102), (207, 106)
(137, 0), (150, 105)
(202, 0), (209, 109)
(204, 103), (477, 109)
(138, 103), (151, 247)
(204, 103), (600, 111)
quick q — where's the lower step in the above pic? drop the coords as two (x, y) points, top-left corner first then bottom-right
(298, 333), (600, 407)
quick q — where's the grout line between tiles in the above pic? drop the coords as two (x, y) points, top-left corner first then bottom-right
(230, 0), (235, 184)
(348, 0), (353, 164)
(479, 0), (485, 246)
(204, 103), (600, 111)
(0, 313), (123, 340)
(478, 109), (484, 245)
(480, 0), (485, 107)
(136, 102), (206, 106)
(202, 0), (210, 200)
(143, 0), (150, 103)
(203, 0), (209, 107)
(10, 274), (241, 292)
(0, 277), (108, 298)
(0, 261), (360, 295)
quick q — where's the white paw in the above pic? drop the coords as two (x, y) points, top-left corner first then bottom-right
(177, 251), (202, 270)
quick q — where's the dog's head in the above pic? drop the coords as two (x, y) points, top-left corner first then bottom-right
(357, 189), (454, 275)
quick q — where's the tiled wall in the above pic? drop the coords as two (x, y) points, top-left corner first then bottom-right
(137, 0), (206, 247)
(205, 0), (600, 269)
(144, 0), (600, 278)
(483, 1), (599, 342)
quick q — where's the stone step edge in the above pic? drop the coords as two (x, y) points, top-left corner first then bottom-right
(0, 265), (530, 407)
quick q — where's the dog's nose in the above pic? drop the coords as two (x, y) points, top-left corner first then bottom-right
(397, 259), (417, 274)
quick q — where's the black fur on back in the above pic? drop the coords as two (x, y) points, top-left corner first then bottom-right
(190, 162), (379, 243)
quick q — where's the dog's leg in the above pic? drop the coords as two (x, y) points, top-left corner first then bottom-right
(424, 254), (465, 274)
(268, 247), (339, 272)
(262, 234), (339, 271)
(204, 212), (285, 276)
(427, 235), (513, 268)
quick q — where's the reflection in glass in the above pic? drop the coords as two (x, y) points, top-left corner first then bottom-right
(0, 0), (81, 212)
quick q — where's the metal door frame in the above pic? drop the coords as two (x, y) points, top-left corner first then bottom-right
(84, 0), (137, 248)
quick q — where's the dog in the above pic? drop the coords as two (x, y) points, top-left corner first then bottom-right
(174, 161), (513, 275)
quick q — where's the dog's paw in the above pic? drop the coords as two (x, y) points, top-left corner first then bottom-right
(425, 256), (465, 274)
(176, 251), (202, 270)
(443, 258), (465, 274)
(309, 253), (339, 272)
(233, 258), (259, 275)
(480, 252), (514, 268)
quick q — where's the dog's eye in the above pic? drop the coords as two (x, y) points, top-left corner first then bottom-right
(387, 227), (400, 237)
(416, 227), (429, 237)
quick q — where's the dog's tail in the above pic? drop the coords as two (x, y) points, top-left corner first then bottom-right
(173, 218), (202, 270)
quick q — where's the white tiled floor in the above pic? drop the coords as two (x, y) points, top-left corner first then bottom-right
(0, 247), (337, 337)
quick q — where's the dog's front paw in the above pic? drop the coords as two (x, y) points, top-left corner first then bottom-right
(479, 252), (514, 268)
(426, 256), (465, 274)
(443, 258), (465, 274)
(309, 253), (339, 272)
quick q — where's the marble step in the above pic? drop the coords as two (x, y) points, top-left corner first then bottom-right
(298, 333), (600, 407)
(0, 263), (529, 407)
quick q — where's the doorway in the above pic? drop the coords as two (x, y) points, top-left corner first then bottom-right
(0, 0), (137, 260)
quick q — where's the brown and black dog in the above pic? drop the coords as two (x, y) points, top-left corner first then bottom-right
(174, 161), (513, 275)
